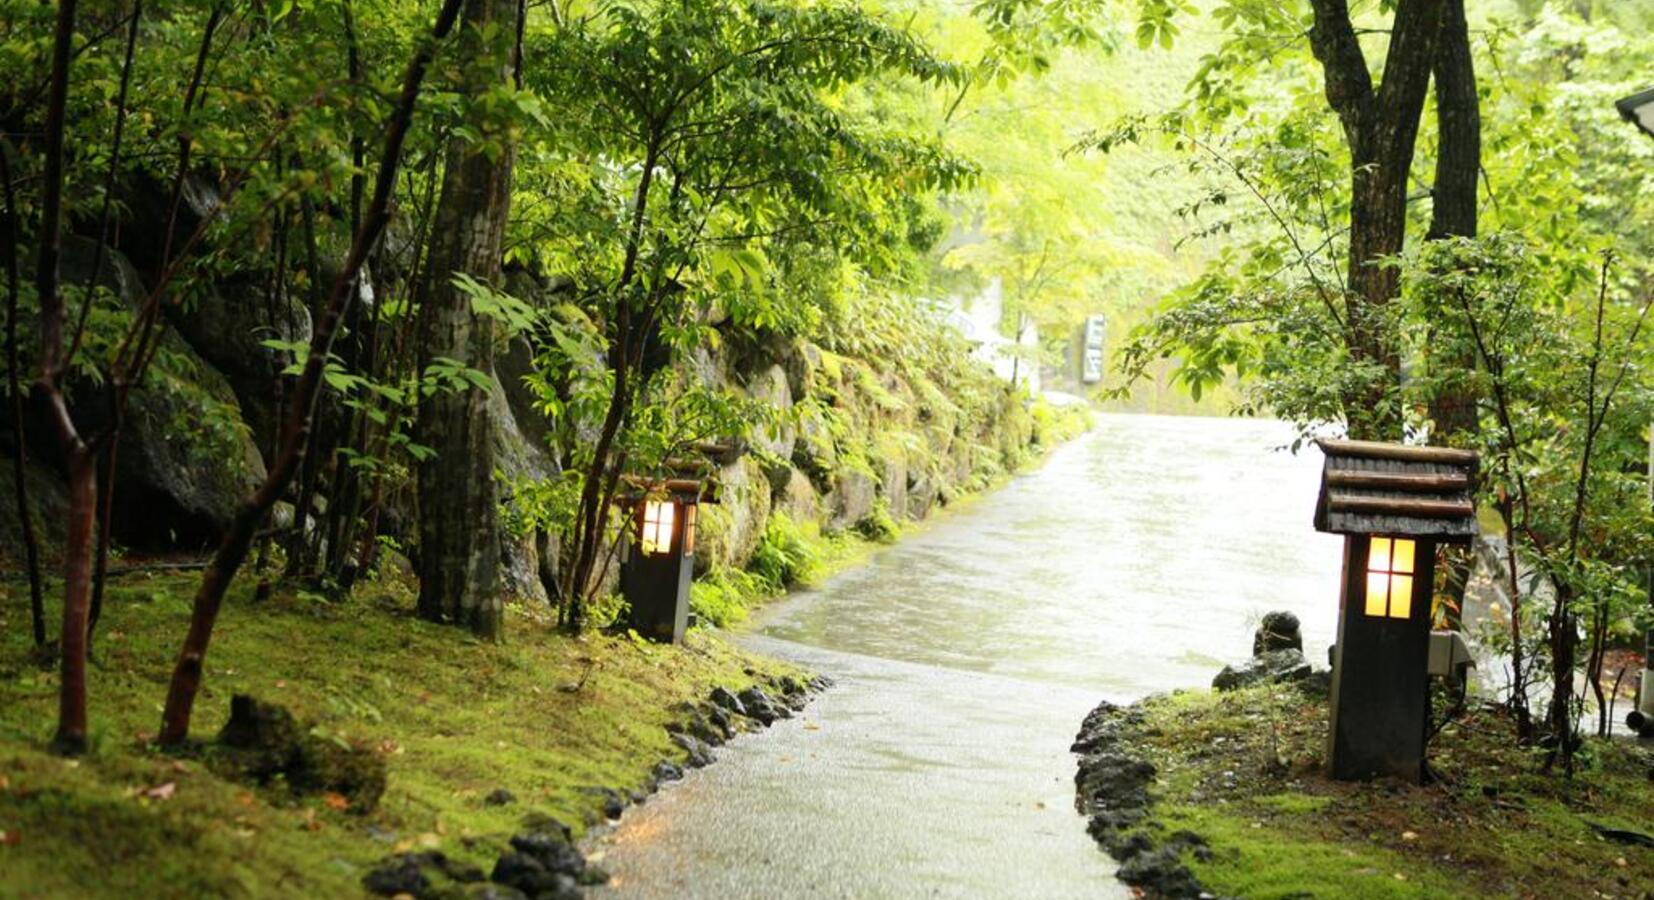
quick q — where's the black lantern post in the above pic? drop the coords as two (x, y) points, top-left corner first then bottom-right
(1615, 87), (1654, 735)
(619, 477), (715, 644)
(1314, 440), (1480, 781)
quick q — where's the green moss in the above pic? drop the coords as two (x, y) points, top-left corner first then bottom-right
(853, 499), (900, 544)
(0, 570), (800, 899)
(1114, 683), (1654, 899)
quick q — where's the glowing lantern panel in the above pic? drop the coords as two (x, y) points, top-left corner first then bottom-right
(1363, 537), (1416, 619)
(640, 500), (675, 556)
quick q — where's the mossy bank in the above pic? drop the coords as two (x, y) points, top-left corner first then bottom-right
(0, 570), (806, 900)
(1073, 683), (1654, 899)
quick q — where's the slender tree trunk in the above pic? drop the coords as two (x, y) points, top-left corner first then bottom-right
(34, 0), (95, 755)
(1307, 0), (1446, 439)
(157, 0), (469, 744)
(1425, 0), (1480, 629)
(413, 0), (518, 640)
(1, 146), (47, 649)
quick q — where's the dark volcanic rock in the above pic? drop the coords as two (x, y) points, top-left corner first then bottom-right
(709, 686), (747, 717)
(578, 786), (626, 820)
(1073, 698), (1219, 899)
(518, 813), (573, 843)
(1115, 847), (1204, 898)
(489, 852), (579, 899)
(362, 853), (430, 897)
(484, 788), (518, 807)
(671, 732), (716, 768)
(737, 686), (788, 724)
(211, 694), (387, 812)
(652, 760), (684, 784)
(1252, 610), (1303, 655)
(705, 704), (735, 739)
(508, 832), (586, 878)
(1212, 648), (1312, 692)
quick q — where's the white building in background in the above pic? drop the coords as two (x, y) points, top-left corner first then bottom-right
(942, 277), (1040, 394)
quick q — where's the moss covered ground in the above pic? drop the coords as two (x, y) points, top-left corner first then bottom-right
(1121, 683), (1654, 899)
(0, 570), (799, 899)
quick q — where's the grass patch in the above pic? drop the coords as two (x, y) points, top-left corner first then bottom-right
(0, 570), (799, 899)
(1118, 684), (1654, 899)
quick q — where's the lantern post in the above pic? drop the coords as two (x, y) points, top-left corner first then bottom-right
(619, 476), (715, 644)
(1314, 440), (1480, 781)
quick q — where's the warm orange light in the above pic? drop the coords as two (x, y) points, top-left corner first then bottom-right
(683, 504), (697, 556)
(641, 500), (675, 556)
(1364, 536), (1416, 619)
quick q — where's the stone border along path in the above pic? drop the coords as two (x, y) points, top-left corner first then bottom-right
(361, 673), (832, 900)
(1070, 700), (1220, 900)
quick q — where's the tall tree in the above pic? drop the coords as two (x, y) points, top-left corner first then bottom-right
(158, 0), (470, 744)
(1422, 0), (1483, 645)
(1305, 0), (1445, 438)
(413, 0), (519, 639)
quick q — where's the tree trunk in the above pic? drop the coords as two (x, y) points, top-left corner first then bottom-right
(50, 448), (95, 754)
(413, 0), (517, 640)
(1307, 0), (1446, 439)
(1, 146), (46, 650)
(1425, 0), (1480, 630)
(157, 0), (469, 744)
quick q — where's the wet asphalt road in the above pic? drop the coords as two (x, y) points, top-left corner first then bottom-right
(590, 413), (1344, 898)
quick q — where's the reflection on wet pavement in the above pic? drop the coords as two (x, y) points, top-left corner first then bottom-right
(592, 414), (1344, 898)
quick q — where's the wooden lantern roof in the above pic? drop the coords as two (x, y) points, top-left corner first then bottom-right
(1313, 440), (1479, 543)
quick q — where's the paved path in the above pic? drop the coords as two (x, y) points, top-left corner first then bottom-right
(592, 413), (1344, 898)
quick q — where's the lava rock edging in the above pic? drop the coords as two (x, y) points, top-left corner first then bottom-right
(1071, 700), (1220, 900)
(362, 671), (832, 899)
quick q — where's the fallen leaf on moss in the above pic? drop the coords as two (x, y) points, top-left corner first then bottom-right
(0, 830), (19, 846)
(322, 792), (350, 811)
(144, 782), (177, 800)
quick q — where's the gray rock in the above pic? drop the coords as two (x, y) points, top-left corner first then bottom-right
(670, 732), (715, 768)
(743, 364), (795, 460)
(1252, 611), (1303, 656)
(651, 760), (683, 784)
(828, 468), (877, 531)
(484, 788), (517, 807)
(880, 456), (909, 520)
(736, 686), (788, 725)
(709, 686), (747, 717)
(165, 274), (311, 456)
(468, 885), (529, 900)
(1212, 648), (1312, 692)
(773, 468), (822, 524)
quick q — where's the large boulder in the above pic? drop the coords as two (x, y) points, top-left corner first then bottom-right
(743, 364), (795, 461)
(59, 239), (266, 550)
(879, 453), (908, 521)
(694, 456), (771, 573)
(165, 275), (312, 457)
(772, 467), (821, 524)
(490, 373), (559, 606)
(0, 453), (69, 568)
(827, 468), (876, 531)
